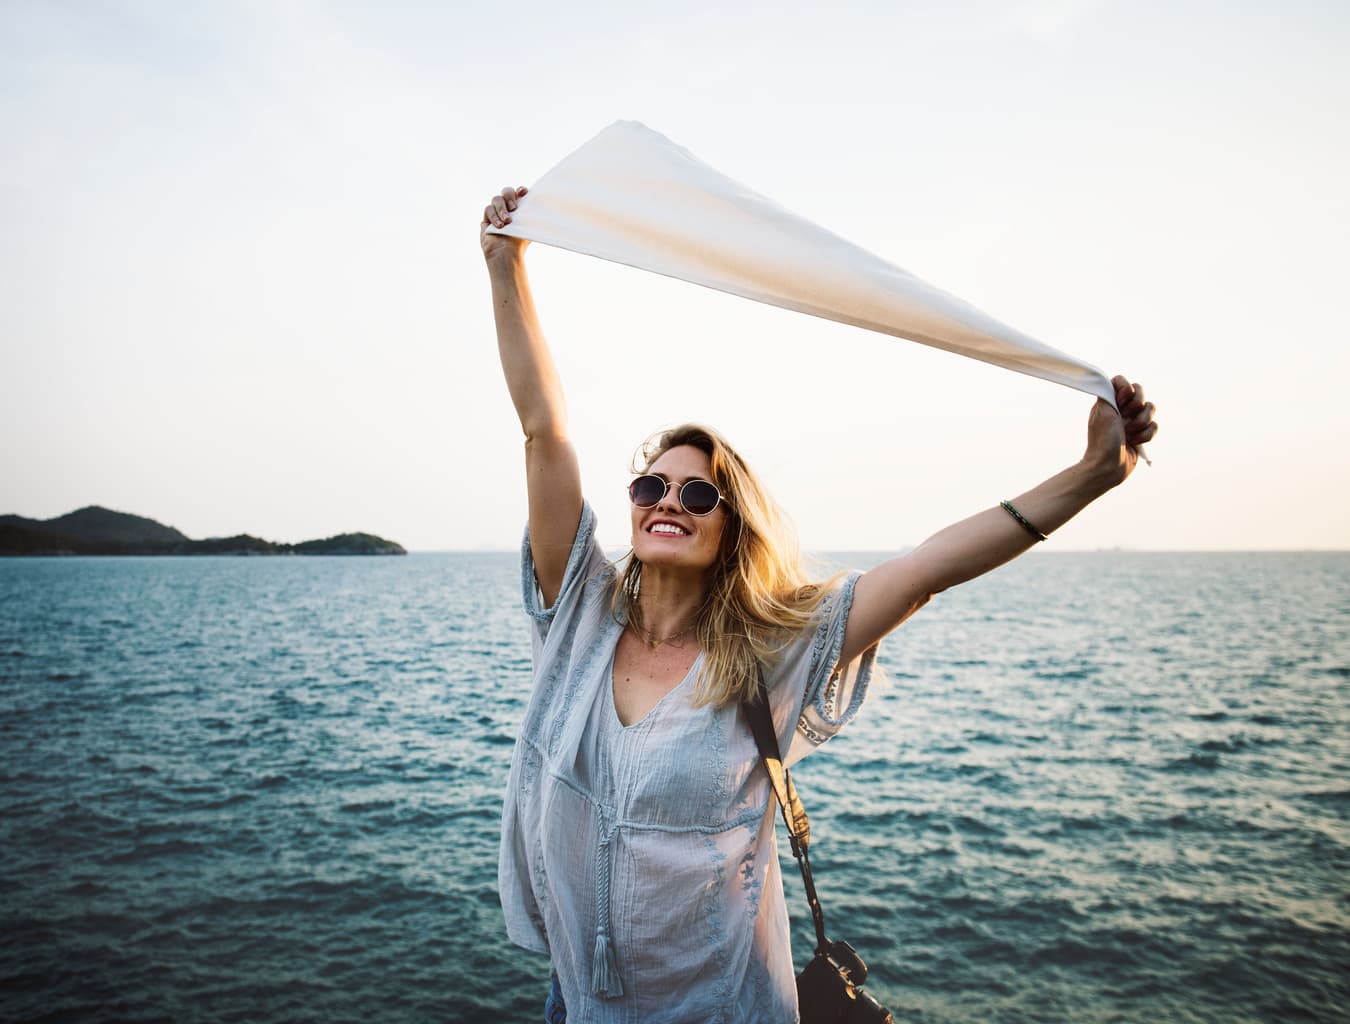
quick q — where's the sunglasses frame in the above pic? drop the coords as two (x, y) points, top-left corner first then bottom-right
(628, 474), (726, 517)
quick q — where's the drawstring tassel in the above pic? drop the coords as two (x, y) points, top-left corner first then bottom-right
(591, 929), (623, 996)
(591, 828), (623, 996)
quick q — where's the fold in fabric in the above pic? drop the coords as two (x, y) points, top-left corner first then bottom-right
(486, 120), (1116, 406)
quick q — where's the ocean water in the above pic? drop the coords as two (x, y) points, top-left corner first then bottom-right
(1, 551), (1347, 1024)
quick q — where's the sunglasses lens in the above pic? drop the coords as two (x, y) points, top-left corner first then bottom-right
(629, 475), (667, 508)
(680, 480), (721, 516)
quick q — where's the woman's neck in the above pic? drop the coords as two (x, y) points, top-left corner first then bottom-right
(632, 565), (709, 645)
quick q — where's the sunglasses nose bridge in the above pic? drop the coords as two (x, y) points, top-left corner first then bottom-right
(655, 482), (681, 512)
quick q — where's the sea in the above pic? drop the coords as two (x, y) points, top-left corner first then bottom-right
(1, 551), (1347, 1024)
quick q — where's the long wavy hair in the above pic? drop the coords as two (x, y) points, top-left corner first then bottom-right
(614, 424), (841, 708)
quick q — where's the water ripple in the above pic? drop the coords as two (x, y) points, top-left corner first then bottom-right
(1, 551), (1347, 1022)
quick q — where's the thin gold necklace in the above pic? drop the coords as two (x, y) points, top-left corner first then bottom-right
(629, 620), (693, 650)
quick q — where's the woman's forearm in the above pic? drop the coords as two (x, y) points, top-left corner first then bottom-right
(841, 457), (1117, 664)
(480, 188), (583, 605)
(841, 382), (1155, 665)
(908, 384), (1147, 596)
(487, 252), (568, 441)
(911, 457), (1119, 594)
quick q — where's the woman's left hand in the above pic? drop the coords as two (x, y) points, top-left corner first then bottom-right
(1084, 374), (1159, 488)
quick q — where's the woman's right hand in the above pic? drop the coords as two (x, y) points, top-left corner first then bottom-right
(480, 185), (530, 263)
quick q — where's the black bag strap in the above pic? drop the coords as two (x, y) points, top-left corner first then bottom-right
(744, 671), (830, 955)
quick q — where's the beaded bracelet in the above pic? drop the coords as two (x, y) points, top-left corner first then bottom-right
(1001, 500), (1047, 542)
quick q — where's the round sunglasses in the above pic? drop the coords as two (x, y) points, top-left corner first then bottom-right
(628, 474), (725, 517)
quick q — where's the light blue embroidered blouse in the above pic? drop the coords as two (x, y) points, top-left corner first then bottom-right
(498, 503), (877, 1023)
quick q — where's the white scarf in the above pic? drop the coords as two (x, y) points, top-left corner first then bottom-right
(488, 119), (1115, 405)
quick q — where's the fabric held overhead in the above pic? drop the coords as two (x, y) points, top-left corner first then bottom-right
(486, 120), (1116, 406)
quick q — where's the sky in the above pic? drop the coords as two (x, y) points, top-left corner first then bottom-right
(2, 0), (1348, 552)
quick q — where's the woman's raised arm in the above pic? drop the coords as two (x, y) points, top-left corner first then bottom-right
(837, 376), (1158, 665)
(482, 186), (583, 608)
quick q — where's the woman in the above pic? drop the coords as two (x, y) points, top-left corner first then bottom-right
(482, 185), (1158, 1023)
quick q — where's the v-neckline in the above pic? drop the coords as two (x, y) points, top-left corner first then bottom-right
(607, 631), (703, 731)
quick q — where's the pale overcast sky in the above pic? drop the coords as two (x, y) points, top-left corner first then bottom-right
(3, 1), (1347, 551)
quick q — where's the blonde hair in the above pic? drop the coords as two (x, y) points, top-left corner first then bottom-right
(614, 424), (842, 708)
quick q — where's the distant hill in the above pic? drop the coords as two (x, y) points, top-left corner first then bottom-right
(0, 506), (405, 556)
(9, 506), (191, 545)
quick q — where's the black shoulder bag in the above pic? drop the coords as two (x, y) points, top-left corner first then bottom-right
(744, 677), (893, 1024)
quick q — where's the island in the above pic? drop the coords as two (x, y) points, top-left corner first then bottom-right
(0, 506), (406, 556)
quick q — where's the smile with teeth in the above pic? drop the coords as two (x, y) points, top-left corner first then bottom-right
(648, 522), (689, 537)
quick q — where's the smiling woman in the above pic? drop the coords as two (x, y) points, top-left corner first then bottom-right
(479, 184), (1157, 1024)
(617, 424), (843, 715)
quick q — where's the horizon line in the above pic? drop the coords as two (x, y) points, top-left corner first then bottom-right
(408, 547), (1350, 555)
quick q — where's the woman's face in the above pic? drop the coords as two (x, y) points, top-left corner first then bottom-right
(630, 444), (729, 574)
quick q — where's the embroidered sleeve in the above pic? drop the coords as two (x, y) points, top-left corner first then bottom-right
(771, 571), (879, 766)
(520, 502), (605, 630)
